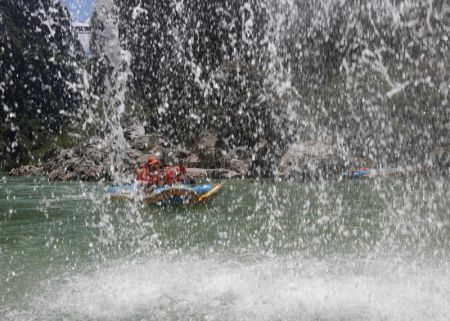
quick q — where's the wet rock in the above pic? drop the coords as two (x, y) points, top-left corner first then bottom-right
(187, 168), (239, 179)
(171, 148), (190, 160)
(165, 147), (191, 165)
(9, 130), (254, 181)
(220, 146), (252, 177)
(128, 135), (150, 152)
(276, 140), (343, 180)
(36, 139), (112, 181)
(9, 165), (44, 177)
(185, 153), (200, 168)
(206, 168), (240, 179)
(123, 148), (145, 166)
(148, 145), (169, 163)
(125, 125), (145, 139)
(136, 153), (153, 164)
(196, 130), (221, 168)
(187, 168), (207, 179)
(228, 146), (252, 161)
(125, 126), (166, 153)
(432, 144), (450, 173)
(228, 159), (249, 177)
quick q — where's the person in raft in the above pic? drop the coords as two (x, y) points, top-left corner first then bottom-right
(134, 157), (195, 189)
(147, 157), (163, 186)
(133, 163), (148, 183)
(174, 159), (196, 185)
(163, 164), (175, 186)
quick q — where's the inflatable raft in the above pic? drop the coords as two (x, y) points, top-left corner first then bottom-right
(106, 183), (222, 206)
(341, 167), (395, 179)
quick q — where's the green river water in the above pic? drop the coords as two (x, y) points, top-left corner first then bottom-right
(1, 174), (449, 320)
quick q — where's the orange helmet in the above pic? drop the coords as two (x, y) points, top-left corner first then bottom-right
(148, 157), (159, 166)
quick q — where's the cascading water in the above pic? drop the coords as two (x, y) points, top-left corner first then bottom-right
(1, 0), (449, 320)
(86, 0), (131, 180)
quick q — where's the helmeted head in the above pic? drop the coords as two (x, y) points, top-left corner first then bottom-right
(148, 157), (159, 167)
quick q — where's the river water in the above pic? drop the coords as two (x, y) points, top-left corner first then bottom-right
(1, 175), (449, 320)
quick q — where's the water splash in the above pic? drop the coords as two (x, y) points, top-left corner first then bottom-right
(5, 255), (450, 321)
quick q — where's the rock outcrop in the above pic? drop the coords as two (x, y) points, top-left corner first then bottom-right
(9, 128), (246, 181)
(10, 132), (442, 181)
(276, 140), (344, 180)
(432, 144), (450, 174)
(9, 165), (45, 177)
(17, 127), (444, 182)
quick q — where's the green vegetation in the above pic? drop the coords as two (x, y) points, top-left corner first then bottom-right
(0, 0), (84, 169)
(1, 0), (449, 173)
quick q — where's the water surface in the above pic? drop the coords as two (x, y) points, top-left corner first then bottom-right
(1, 175), (449, 320)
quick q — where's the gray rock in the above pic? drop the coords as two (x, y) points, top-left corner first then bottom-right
(185, 153), (200, 168)
(148, 146), (169, 162)
(228, 146), (252, 161)
(276, 140), (343, 180)
(125, 125), (145, 139)
(432, 144), (450, 173)
(187, 168), (239, 179)
(9, 130), (253, 182)
(196, 130), (221, 168)
(187, 168), (207, 179)
(172, 148), (190, 160)
(129, 135), (152, 152)
(9, 165), (44, 177)
(206, 168), (240, 179)
(229, 159), (249, 177)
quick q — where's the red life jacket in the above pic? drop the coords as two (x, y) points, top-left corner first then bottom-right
(147, 169), (161, 186)
(164, 166), (174, 185)
(174, 165), (186, 182)
(134, 164), (147, 182)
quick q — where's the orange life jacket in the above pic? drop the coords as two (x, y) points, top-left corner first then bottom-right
(174, 165), (187, 182)
(164, 165), (174, 185)
(147, 169), (161, 186)
(134, 164), (147, 182)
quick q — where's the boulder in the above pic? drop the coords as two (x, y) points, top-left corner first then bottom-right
(206, 168), (240, 179)
(432, 144), (450, 173)
(9, 129), (252, 181)
(276, 140), (343, 180)
(228, 159), (249, 177)
(185, 153), (200, 168)
(228, 146), (252, 161)
(129, 135), (151, 152)
(187, 168), (208, 179)
(196, 130), (221, 168)
(187, 168), (240, 179)
(123, 148), (145, 166)
(148, 145), (169, 163)
(9, 165), (44, 177)
(125, 125), (145, 139)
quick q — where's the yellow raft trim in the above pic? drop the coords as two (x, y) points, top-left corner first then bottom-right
(108, 183), (223, 206)
(142, 186), (197, 205)
(195, 183), (222, 204)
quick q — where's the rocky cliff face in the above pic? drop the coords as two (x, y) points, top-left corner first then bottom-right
(9, 127), (249, 181)
(275, 141), (344, 181)
(10, 125), (446, 181)
(0, 0), (84, 170)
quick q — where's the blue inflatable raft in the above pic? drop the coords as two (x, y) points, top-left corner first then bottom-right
(106, 183), (222, 206)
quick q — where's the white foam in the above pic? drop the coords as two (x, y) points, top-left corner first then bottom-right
(10, 255), (450, 321)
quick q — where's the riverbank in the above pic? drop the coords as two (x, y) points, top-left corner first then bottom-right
(8, 126), (448, 182)
(7, 126), (342, 181)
